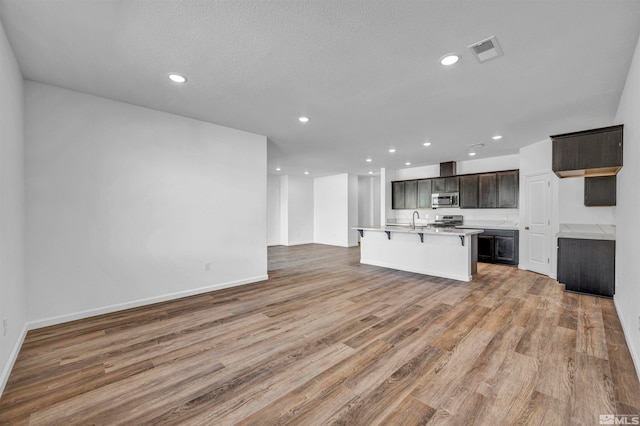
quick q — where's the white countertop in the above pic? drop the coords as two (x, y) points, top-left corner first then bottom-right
(456, 220), (519, 230)
(556, 224), (616, 241)
(355, 225), (483, 237)
(386, 219), (518, 231)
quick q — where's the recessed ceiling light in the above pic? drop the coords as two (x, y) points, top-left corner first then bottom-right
(368, 171), (373, 175)
(276, 167), (281, 171)
(492, 135), (502, 140)
(388, 148), (396, 153)
(423, 142), (432, 147)
(168, 73), (187, 83)
(405, 162), (411, 166)
(366, 158), (372, 162)
(298, 116), (310, 123)
(440, 54), (459, 66)
(304, 171), (309, 175)
(469, 152), (476, 156)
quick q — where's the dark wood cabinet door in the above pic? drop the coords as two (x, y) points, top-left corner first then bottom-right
(552, 125), (623, 174)
(477, 235), (494, 262)
(476, 229), (519, 266)
(445, 176), (459, 192)
(478, 173), (497, 208)
(557, 238), (615, 297)
(432, 178), (445, 193)
(584, 176), (616, 206)
(417, 179), (432, 208)
(495, 236), (517, 264)
(578, 127), (623, 170)
(497, 170), (519, 208)
(392, 181), (405, 209)
(459, 175), (478, 209)
(552, 138), (581, 172)
(404, 180), (417, 209)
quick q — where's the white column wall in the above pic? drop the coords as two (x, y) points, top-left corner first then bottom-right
(282, 175), (314, 246)
(267, 174), (281, 246)
(279, 175), (289, 245)
(347, 174), (359, 246)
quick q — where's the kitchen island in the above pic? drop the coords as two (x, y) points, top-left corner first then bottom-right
(354, 226), (483, 282)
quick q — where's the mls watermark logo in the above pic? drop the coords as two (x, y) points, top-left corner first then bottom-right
(600, 414), (640, 425)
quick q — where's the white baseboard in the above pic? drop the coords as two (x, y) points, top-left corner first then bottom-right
(518, 264), (556, 279)
(614, 296), (640, 383)
(285, 241), (314, 246)
(29, 275), (268, 330)
(0, 322), (28, 398)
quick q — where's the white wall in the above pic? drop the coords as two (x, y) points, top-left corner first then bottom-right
(393, 155), (519, 181)
(614, 32), (640, 380)
(0, 19), (27, 396)
(314, 174), (358, 247)
(25, 82), (268, 327)
(267, 174), (281, 246)
(558, 178), (616, 224)
(358, 176), (381, 227)
(280, 175), (314, 245)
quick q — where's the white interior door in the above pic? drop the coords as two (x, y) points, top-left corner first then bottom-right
(524, 172), (552, 276)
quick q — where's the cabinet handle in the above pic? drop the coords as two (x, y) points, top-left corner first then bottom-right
(525, 226), (530, 230)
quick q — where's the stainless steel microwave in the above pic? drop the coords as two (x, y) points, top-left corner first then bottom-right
(431, 192), (459, 208)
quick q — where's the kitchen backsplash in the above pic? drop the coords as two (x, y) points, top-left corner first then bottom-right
(388, 208), (519, 226)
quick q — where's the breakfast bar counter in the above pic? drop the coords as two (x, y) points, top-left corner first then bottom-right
(354, 226), (483, 282)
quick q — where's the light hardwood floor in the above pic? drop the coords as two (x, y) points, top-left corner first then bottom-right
(1, 244), (639, 425)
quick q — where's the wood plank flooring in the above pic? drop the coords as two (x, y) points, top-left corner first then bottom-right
(1, 244), (639, 425)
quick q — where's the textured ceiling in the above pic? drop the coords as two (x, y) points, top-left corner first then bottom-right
(1, 0), (639, 177)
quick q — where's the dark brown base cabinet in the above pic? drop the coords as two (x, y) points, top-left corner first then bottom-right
(557, 238), (615, 297)
(477, 229), (519, 266)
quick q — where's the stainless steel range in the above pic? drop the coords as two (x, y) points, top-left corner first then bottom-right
(428, 214), (463, 229)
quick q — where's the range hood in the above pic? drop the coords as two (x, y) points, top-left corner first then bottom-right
(440, 161), (456, 177)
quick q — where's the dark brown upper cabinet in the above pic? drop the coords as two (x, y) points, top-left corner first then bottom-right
(478, 173), (497, 208)
(392, 181), (405, 209)
(392, 170), (517, 210)
(441, 170), (519, 209)
(459, 175), (479, 209)
(584, 175), (616, 206)
(404, 180), (418, 209)
(497, 170), (519, 208)
(432, 176), (459, 193)
(417, 179), (433, 208)
(552, 124), (623, 178)
(446, 176), (460, 192)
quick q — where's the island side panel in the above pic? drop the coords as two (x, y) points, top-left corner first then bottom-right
(359, 231), (474, 281)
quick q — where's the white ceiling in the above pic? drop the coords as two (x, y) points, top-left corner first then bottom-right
(1, 1), (639, 177)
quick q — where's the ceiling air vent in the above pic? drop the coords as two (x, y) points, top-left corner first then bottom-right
(468, 36), (503, 63)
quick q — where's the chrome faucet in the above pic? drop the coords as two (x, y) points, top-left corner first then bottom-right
(411, 211), (420, 229)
